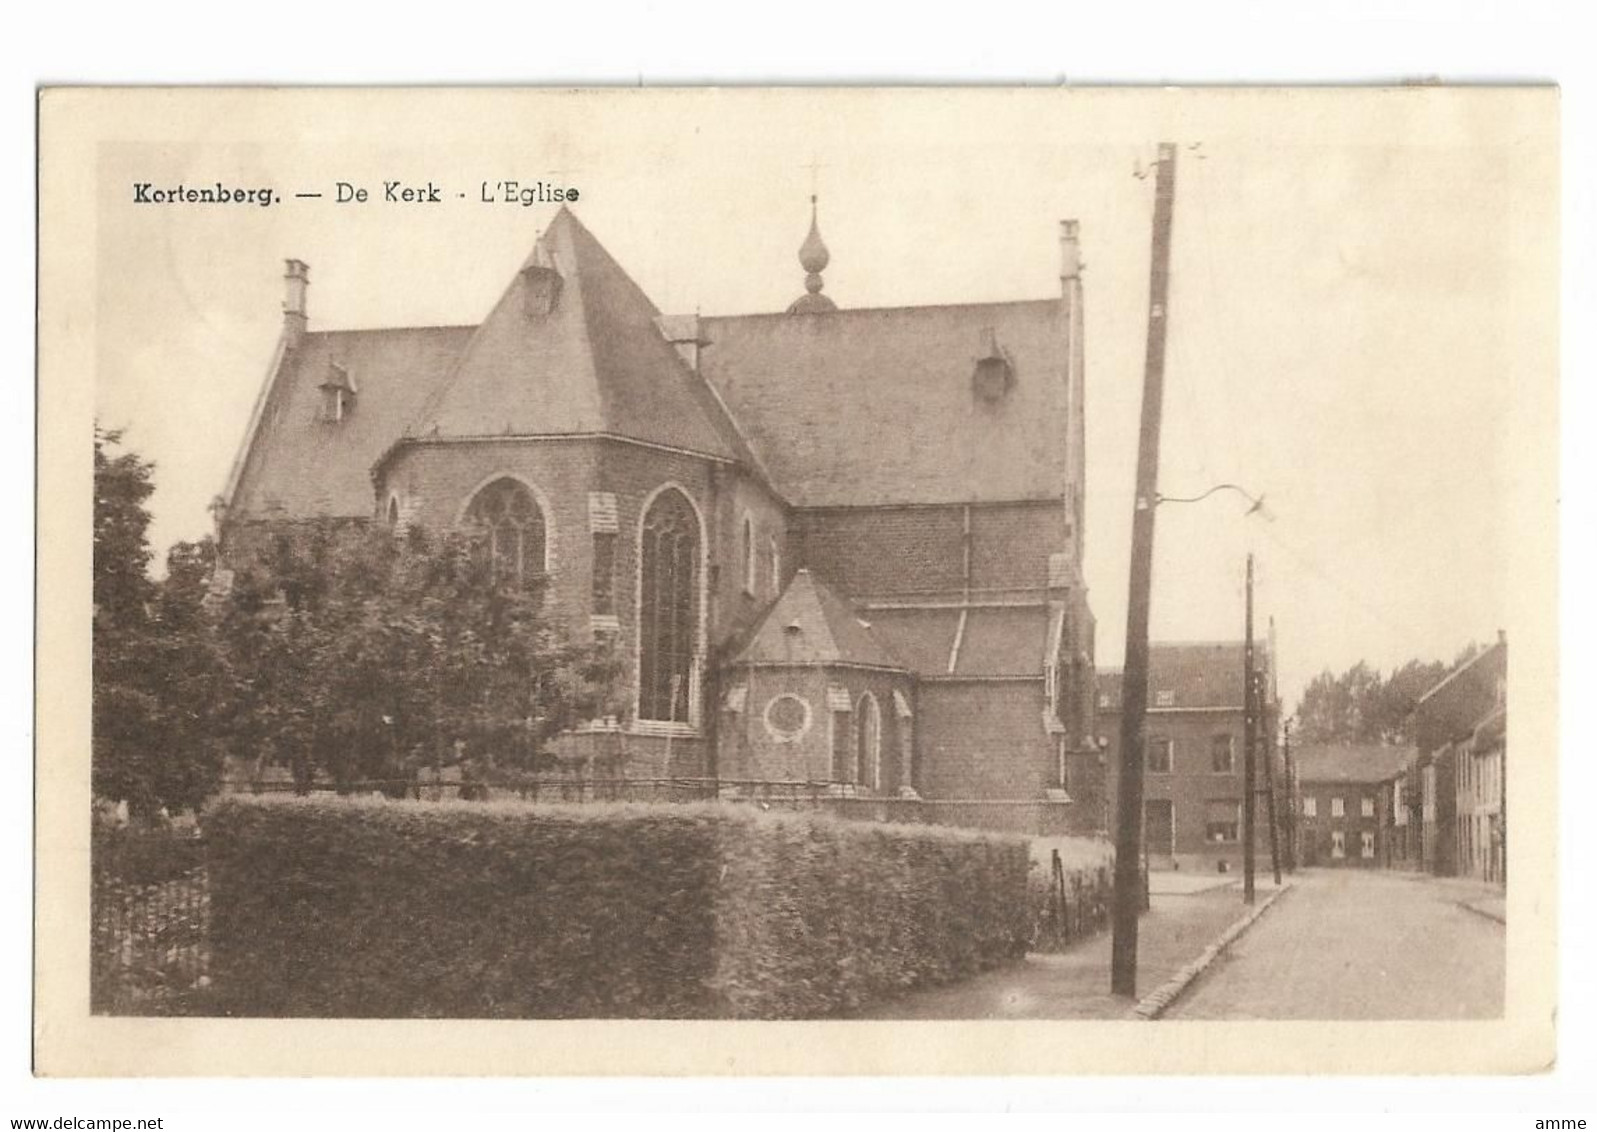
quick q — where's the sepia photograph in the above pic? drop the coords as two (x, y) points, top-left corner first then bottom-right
(35, 85), (1559, 1076)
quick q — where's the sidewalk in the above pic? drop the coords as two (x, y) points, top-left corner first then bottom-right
(851, 879), (1286, 1020)
(1389, 870), (1507, 924)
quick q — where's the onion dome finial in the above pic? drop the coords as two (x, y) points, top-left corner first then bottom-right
(788, 195), (838, 314)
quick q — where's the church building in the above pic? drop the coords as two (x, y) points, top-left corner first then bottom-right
(219, 204), (1096, 831)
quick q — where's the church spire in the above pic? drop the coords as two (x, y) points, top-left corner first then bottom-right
(787, 195), (838, 314)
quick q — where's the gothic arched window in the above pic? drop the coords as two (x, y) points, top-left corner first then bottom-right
(639, 487), (701, 723)
(856, 692), (882, 791)
(464, 477), (546, 585)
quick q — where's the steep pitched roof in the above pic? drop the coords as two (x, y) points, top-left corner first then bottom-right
(731, 569), (904, 670)
(867, 606), (1051, 678)
(1097, 641), (1272, 712)
(228, 325), (473, 519)
(406, 208), (743, 462)
(1294, 744), (1413, 785)
(696, 299), (1070, 507)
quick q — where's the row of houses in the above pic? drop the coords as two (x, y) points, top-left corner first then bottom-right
(1290, 635), (1507, 883)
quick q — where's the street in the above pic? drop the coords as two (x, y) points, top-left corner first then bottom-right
(1167, 868), (1505, 1020)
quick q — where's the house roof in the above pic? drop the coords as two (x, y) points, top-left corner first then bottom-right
(730, 569), (904, 670)
(696, 299), (1071, 507)
(1294, 744), (1413, 785)
(1096, 640), (1272, 712)
(228, 325), (473, 519)
(405, 207), (746, 463)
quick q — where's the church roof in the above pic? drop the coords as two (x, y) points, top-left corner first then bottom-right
(730, 569), (905, 671)
(228, 325), (474, 519)
(404, 207), (744, 462)
(868, 606), (1052, 678)
(697, 299), (1070, 507)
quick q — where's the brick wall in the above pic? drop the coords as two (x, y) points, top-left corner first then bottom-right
(1298, 781), (1384, 867)
(916, 681), (1051, 801)
(721, 667), (911, 792)
(968, 501), (1068, 590)
(1097, 708), (1279, 869)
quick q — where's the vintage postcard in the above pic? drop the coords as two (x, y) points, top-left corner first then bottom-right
(36, 86), (1559, 1075)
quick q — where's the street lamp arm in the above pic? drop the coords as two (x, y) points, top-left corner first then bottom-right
(1156, 483), (1272, 519)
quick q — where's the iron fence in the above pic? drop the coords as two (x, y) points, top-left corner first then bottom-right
(90, 828), (210, 1015)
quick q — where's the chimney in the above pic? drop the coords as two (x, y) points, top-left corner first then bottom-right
(655, 313), (710, 371)
(1058, 220), (1081, 282)
(283, 259), (309, 346)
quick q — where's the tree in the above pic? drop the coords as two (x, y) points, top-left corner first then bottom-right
(214, 522), (623, 791)
(1292, 650), (1476, 747)
(94, 430), (229, 815)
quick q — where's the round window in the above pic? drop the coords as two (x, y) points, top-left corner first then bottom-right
(763, 694), (812, 742)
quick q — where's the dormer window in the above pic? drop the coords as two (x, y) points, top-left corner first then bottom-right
(319, 362), (356, 423)
(972, 327), (1015, 402)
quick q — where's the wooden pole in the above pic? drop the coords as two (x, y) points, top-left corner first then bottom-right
(1243, 552), (1257, 904)
(1261, 671), (1283, 886)
(1111, 142), (1178, 998)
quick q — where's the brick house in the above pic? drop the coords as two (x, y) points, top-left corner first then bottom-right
(217, 205), (1097, 831)
(1293, 744), (1411, 868)
(1404, 636), (1508, 880)
(1083, 642), (1281, 871)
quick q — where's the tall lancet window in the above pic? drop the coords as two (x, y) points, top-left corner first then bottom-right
(639, 488), (700, 723)
(465, 478), (546, 586)
(856, 692), (882, 791)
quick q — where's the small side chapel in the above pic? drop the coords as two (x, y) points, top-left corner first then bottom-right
(219, 202), (1097, 831)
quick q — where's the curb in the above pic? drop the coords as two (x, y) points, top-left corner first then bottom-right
(1132, 883), (1293, 1020)
(1456, 899), (1507, 926)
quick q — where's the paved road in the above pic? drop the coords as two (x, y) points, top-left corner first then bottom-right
(1168, 869), (1504, 1020)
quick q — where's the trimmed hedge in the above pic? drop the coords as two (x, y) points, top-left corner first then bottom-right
(205, 796), (1029, 1019)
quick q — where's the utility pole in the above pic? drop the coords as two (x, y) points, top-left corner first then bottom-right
(1282, 719), (1297, 872)
(1243, 552), (1257, 905)
(1111, 142), (1178, 998)
(1260, 670), (1283, 887)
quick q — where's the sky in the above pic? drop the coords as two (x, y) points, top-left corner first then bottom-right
(90, 89), (1557, 714)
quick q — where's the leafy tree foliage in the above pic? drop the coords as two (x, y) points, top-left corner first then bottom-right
(213, 522), (623, 792)
(1292, 646), (1479, 746)
(94, 429), (223, 814)
(93, 427), (622, 811)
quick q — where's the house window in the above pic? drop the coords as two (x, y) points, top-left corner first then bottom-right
(1210, 733), (1235, 773)
(638, 488), (700, 723)
(1205, 801), (1240, 843)
(1361, 831), (1376, 859)
(1302, 796), (1317, 818)
(1361, 796), (1375, 819)
(741, 514), (755, 595)
(591, 531), (617, 615)
(464, 478), (546, 586)
(385, 496), (400, 527)
(856, 693), (882, 791)
(1146, 736), (1173, 773)
(1331, 796), (1345, 818)
(1331, 831), (1346, 858)
(769, 534), (781, 595)
(1155, 690), (1175, 707)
